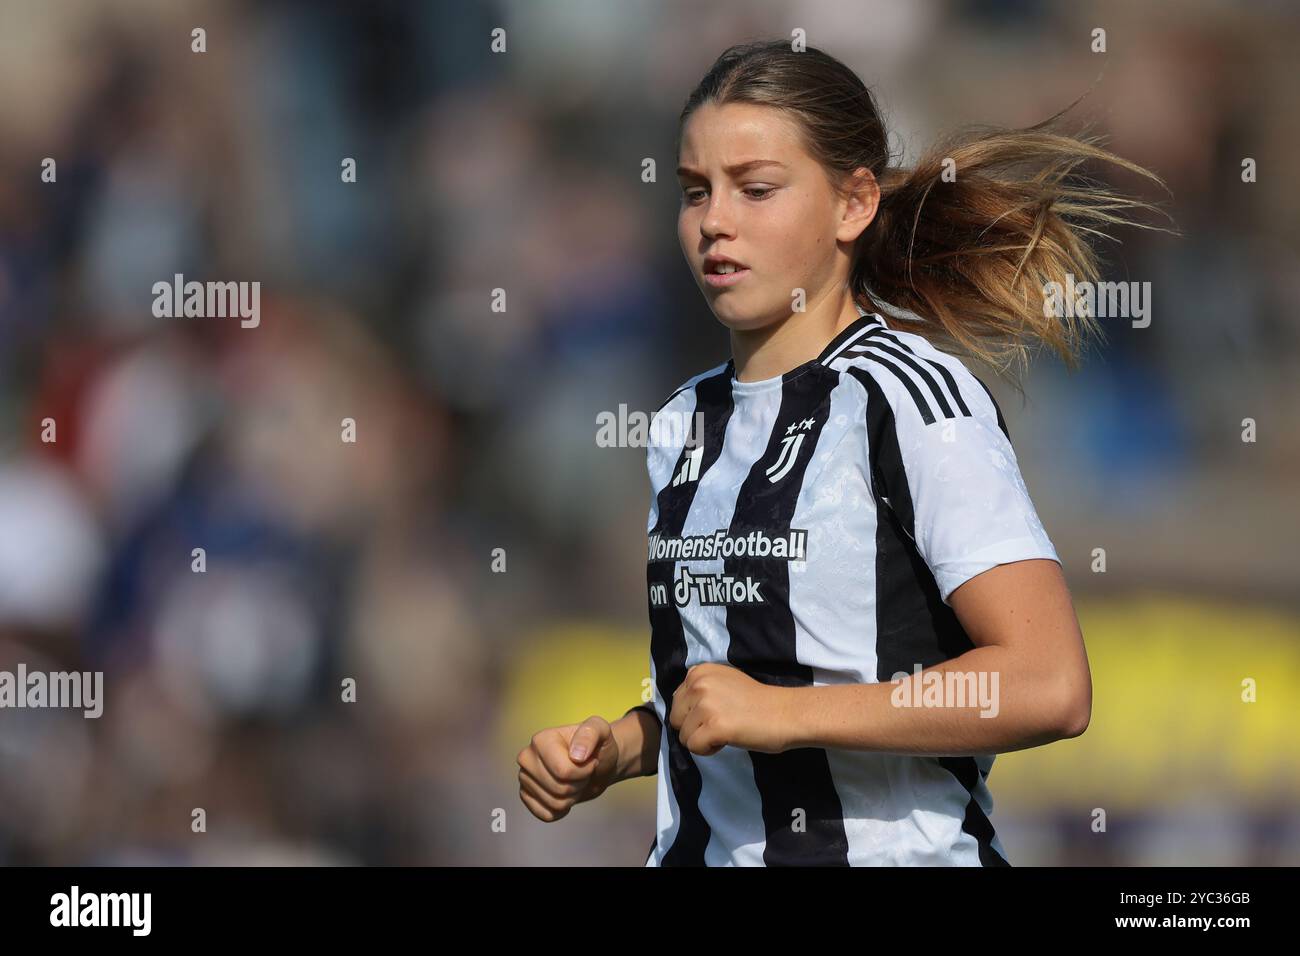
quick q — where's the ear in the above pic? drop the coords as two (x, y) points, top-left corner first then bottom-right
(836, 167), (879, 243)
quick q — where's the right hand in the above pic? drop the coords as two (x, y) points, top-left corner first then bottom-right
(517, 715), (621, 821)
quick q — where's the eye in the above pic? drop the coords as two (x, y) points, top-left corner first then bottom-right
(680, 185), (775, 204)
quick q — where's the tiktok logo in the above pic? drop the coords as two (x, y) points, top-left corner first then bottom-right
(672, 567), (764, 606)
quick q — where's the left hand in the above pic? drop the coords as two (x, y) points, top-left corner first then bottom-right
(668, 663), (793, 756)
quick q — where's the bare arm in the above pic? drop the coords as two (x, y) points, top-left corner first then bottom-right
(780, 558), (1091, 755)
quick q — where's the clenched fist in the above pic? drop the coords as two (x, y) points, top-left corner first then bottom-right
(669, 663), (793, 756)
(517, 716), (622, 822)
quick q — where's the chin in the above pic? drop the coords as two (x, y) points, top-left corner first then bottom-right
(707, 295), (774, 332)
(706, 299), (746, 330)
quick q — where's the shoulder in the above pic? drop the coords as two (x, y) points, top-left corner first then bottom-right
(653, 359), (732, 416)
(829, 321), (1010, 441)
(644, 359), (729, 489)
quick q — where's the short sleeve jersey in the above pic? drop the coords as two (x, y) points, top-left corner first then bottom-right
(640, 305), (1060, 866)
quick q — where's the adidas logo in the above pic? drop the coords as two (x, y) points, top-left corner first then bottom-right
(673, 445), (703, 486)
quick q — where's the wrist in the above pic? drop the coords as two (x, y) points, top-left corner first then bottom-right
(612, 707), (659, 782)
(609, 714), (637, 783)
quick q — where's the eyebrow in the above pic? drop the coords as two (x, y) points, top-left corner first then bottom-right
(675, 159), (789, 178)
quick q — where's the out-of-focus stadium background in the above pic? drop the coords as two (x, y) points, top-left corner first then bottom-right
(0, 0), (1296, 866)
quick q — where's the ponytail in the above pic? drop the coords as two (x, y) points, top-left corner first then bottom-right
(852, 110), (1175, 390)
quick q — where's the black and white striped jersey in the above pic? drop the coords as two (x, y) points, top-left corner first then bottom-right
(641, 304), (1059, 866)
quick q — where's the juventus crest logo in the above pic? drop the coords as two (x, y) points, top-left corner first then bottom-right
(766, 418), (815, 483)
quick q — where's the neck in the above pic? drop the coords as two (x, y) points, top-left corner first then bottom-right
(731, 295), (864, 383)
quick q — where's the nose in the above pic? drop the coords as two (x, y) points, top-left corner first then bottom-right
(700, 191), (735, 240)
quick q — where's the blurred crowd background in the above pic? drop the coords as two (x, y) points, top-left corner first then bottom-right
(0, 0), (1296, 866)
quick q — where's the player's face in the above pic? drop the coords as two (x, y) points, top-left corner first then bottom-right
(677, 101), (850, 332)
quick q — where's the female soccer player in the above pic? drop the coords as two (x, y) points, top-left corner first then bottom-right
(518, 39), (1167, 865)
